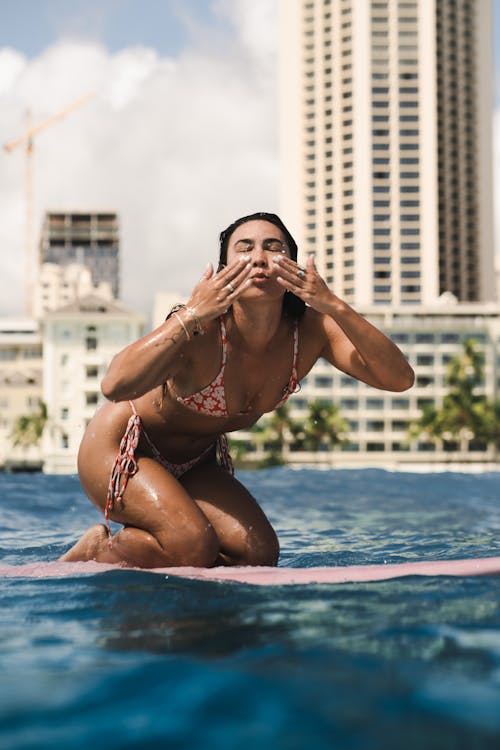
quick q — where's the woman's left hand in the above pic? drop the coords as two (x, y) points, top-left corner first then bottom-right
(272, 253), (334, 314)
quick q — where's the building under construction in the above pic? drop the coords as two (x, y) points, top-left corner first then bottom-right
(39, 211), (120, 300)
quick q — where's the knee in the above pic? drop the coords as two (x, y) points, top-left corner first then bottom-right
(116, 523), (220, 568)
(176, 523), (220, 567)
(158, 521), (220, 568)
(242, 527), (280, 567)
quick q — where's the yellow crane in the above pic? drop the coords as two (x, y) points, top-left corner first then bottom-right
(4, 92), (95, 314)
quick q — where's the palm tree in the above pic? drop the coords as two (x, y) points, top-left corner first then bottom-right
(409, 339), (499, 452)
(258, 405), (297, 467)
(301, 400), (349, 452)
(11, 400), (48, 449)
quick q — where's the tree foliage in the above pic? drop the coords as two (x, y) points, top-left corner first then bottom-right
(11, 401), (48, 449)
(249, 400), (349, 467)
(409, 339), (500, 450)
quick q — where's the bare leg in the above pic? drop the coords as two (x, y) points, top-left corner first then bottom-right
(59, 524), (112, 563)
(60, 455), (221, 568)
(181, 462), (280, 566)
(58, 524), (169, 567)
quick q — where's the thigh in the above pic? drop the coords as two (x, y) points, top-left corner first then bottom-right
(78, 427), (212, 547)
(180, 463), (280, 566)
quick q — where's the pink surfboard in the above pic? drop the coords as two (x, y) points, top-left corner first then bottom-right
(1, 556), (500, 585)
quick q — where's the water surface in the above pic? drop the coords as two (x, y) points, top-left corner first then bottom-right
(1, 468), (500, 749)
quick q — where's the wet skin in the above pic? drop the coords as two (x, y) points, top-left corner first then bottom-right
(62, 220), (414, 568)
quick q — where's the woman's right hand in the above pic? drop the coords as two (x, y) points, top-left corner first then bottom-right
(185, 257), (253, 323)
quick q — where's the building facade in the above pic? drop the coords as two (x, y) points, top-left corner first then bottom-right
(33, 262), (113, 319)
(290, 301), (500, 468)
(276, 0), (498, 468)
(39, 212), (120, 300)
(0, 319), (44, 470)
(42, 295), (144, 474)
(232, 300), (500, 469)
(279, 0), (495, 306)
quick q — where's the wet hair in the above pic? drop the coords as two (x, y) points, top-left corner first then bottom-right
(218, 212), (306, 319)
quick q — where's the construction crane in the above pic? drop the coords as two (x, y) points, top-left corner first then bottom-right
(3, 92), (95, 314)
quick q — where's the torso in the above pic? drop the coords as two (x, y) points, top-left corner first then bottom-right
(83, 308), (327, 464)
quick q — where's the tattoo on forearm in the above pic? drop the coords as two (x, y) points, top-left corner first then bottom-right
(153, 330), (181, 349)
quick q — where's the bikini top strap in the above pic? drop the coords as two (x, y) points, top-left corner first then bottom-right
(289, 320), (299, 390)
(129, 399), (138, 415)
(219, 316), (228, 369)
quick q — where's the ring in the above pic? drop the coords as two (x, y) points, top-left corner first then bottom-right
(226, 282), (235, 293)
(297, 268), (306, 280)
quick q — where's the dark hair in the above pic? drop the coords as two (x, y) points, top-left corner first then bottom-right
(218, 212), (306, 319)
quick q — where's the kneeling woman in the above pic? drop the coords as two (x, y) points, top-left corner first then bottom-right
(61, 212), (414, 569)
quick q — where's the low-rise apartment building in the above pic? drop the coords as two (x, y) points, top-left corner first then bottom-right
(233, 300), (500, 470)
(42, 294), (144, 474)
(0, 319), (44, 470)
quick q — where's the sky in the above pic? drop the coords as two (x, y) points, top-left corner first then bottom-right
(0, 0), (499, 319)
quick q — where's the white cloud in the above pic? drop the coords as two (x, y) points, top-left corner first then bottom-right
(0, 0), (279, 320)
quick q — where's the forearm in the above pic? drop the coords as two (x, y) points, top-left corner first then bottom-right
(322, 295), (414, 392)
(101, 309), (197, 401)
(272, 252), (413, 391)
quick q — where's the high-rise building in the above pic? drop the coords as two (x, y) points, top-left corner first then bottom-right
(39, 212), (120, 300)
(279, 0), (495, 306)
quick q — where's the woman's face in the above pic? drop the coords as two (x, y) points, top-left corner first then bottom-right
(225, 220), (291, 299)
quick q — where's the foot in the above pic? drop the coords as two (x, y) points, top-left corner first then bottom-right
(59, 524), (110, 562)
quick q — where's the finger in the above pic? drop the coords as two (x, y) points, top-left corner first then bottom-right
(202, 262), (214, 279)
(215, 261), (251, 298)
(215, 256), (249, 281)
(215, 264), (252, 301)
(272, 260), (307, 286)
(225, 258), (252, 285)
(271, 255), (308, 282)
(306, 254), (316, 271)
(275, 275), (306, 297)
(271, 254), (298, 273)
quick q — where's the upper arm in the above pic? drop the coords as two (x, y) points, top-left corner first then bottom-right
(315, 313), (386, 389)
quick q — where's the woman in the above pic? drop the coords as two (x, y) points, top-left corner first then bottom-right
(61, 212), (414, 569)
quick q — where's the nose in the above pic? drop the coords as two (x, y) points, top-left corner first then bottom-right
(250, 243), (267, 266)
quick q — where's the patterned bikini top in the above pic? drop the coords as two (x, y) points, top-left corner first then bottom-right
(176, 316), (300, 418)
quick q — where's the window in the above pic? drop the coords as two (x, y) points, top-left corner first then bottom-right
(391, 420), (409, 431)
(417, 376), (434, 387)
(340, 399), (358, 410)
(341, 375), (358, 388)
(367, 442), (385, 451)
(415, 333), (434, 343)
(366, 398), (384, 410)
(315, 376), (333, 388)
(392, 398), (409, 409)
(367, 420), (384, 432)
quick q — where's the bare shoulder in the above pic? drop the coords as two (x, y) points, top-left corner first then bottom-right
(295, 307), (334, 370)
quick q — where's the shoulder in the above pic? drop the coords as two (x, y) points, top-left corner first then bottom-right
(294, 307), (332, 362)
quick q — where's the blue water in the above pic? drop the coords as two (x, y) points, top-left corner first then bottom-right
(1, 468), (500, 749)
